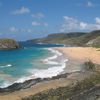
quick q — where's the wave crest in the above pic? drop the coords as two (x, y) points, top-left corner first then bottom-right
(0, 64), (12, 68)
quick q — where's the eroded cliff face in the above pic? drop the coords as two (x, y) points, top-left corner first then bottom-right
(0, 39), (20, 50)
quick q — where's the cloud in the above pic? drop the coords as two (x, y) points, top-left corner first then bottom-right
(32, 22), (41, 26)
(95, 17), (100, 24)
(10, 27), (32, 33)
(32, 21), (48, 27)
(80, 22), (87, 29)
(32, 12), (45, 19)
(10, 27), (18, 32)
(86, 1), (94, 7)
(77, 1), (95, 8)
(60, 16), (100, 32)
(12, 6), (30, 15)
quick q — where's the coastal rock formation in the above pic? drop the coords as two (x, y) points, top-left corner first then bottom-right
(0, 73), (69, 93)
(0, 39), (20, 50)
(87, 36), (100, 47)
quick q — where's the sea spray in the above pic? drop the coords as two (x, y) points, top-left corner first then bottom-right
(0, 64), (12, 68)
(27, 48), (68, 78)
(14, 48), (68, 83)
(0, 46), (67, 88)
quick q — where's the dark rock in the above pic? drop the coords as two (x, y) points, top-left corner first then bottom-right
(0, 73), (69, 93)
(0, 38), (20, 50)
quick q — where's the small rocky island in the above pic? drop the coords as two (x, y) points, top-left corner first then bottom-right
(0, 39), (20, 50)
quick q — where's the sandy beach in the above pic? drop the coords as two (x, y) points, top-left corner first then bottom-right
(57, 47), (100, 64)
(0, 47), (100, 100)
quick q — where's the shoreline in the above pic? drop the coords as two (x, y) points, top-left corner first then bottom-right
(55, 47), (84, 74)
(0, 47), (69, 90)
(0, 47), (67, 88)
(33, 48), (68, 78)
(0, 47), (100, 100)
(56, 47), (100, 64)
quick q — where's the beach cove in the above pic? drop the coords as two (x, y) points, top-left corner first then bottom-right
(0, 47), (100, 100)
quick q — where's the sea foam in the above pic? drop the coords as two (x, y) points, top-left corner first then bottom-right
(27, 48), (68, 79)
(30, 59), (68, 78)
(1, 48), (68, 87)
(0, 64), (12, 68)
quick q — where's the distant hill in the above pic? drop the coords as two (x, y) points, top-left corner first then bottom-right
(28, 30), (100, 47)
(0, 39), (20, 50)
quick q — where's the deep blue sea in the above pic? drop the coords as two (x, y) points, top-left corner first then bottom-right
(0, 43), (66, 88)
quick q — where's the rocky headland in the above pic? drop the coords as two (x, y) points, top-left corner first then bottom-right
(0, 39), (20, 50)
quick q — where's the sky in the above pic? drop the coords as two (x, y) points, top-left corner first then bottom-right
(0, 0), (100, 40)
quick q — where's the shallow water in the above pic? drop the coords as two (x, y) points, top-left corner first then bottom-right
(0, 43), (67, 87)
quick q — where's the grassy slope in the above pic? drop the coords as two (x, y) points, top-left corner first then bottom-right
(22, 74), (100, 100)
(23, 31), (100, 100)
(0, 38), (16, 43)
(22, 62), (100, 100)
(29, 30), (100, 47)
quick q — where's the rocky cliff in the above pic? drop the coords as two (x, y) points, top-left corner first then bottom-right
(0, 39), (20, 50)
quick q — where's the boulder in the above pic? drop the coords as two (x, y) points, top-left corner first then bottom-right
(0, 39), (20, 50)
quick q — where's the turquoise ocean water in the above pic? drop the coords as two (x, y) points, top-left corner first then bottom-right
(0, 43), (66, 88)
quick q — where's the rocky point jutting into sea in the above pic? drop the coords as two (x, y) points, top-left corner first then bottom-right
(0, 39), (20, 50)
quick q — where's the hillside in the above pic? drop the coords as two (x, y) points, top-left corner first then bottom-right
(29, 30), (100, 47)
(22, 62), (100, 100)
(0, 39), (20, 50)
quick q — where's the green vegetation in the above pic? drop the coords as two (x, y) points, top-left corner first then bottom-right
(84, 60), (96, 71)
(0, 38), (15, 42)
(0, 38), (20, 50)
(29, 30), (100, 47)
(22, 73), (100, 100)
(87, 36), (100, 47)
(22, 62), (100, 100)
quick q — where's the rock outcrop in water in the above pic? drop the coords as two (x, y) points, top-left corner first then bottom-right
(0, 39), (20, 50)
